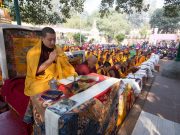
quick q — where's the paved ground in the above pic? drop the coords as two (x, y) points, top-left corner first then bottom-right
(132, 111), (180, 135)
(143, 60), (180, 123)
(118, 59), (180, 135)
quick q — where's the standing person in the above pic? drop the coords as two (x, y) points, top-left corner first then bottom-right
(25, 27), (76, 96)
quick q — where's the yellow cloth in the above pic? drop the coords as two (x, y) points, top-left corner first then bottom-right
(97, 68), (102, 75)
(25, 42), (76, 96)
(109, 58), (114, 66)
(97, 68), (109, 76)
(117, 93), (126, 126)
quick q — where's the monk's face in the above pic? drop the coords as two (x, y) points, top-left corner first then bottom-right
(42, 33), (56, 48)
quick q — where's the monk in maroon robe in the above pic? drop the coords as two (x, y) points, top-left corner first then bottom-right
(76, 55), (97, 75)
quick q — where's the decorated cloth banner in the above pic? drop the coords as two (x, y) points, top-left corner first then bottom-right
(2, 29), (41, 79)
(12, 38), (41, 76)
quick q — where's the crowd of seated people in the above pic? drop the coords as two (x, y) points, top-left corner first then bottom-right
(63, 43), (153, 79)
(62, 41), (179, 79)
(147, 41), (178, 60)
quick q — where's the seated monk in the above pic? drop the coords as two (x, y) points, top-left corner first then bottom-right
(97, 62), (111, 76)
(96, 57), (104, 70)
(120, 62), (128, 78)
(108, 62), (121, 78)
(75, 55), (97, 75)
(110, 55), (117, 66)
(96, 53), (105, 69)
(24, 27), (76, 96)
(85, 51), (91, 60)
(104, 54), (111, 63)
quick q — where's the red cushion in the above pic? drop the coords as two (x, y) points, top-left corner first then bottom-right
(1, 77), (30, 119)
(0, 110), (29, 135)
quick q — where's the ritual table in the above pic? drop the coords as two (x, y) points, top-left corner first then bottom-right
(24, 74), (123, 135)
(23, 72), (143, 135)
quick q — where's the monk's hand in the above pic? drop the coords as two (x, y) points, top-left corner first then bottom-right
(48, 50), (57, 63)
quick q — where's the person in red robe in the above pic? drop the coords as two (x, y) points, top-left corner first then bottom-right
(75, 55), (97, 75)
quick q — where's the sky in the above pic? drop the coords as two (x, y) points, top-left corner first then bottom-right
(84, 0), (164, 15)
(84, 0), (101, 15)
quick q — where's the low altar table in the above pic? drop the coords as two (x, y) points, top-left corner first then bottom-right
(24, 73), (141, 135)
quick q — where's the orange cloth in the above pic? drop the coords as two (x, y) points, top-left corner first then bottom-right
(139, 56), (146, 64)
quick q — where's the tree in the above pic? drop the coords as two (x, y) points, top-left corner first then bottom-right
(99, 0), (149, 17)
(139, 24), (150, 38)
(73, 33), (87, 45)
(63, 12), (91, 30)
(89, 38), (95, 44)
(5, 0), (179, 24)
(63, 11), (131, 40)
(163, 0), (180, 17)
(87, 11), (131, 39)
(99, 0), (179, 18)
(7, 0), (85, 24)
(115, 34), (125, 44)
(150, 8), (180, 33)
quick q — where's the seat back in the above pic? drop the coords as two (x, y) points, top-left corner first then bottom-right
(1, 77), (29, 119)
(3, 29), (41, 78)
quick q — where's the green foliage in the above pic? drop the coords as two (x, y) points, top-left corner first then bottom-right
(115, 33), (125, 44)
(3, 0), (12, 8)
(66, 33), (74, 40)
(127, 13), (146, 28)
(9, 0), (61, 24)
(93, 11), (130, 38)
(5, 0), (179, 25)
(99, 0), (179, 18)
(8, 0), (85, 24)
(164, 0), (180, 17)
(73, 33), (87, 45)
(99, 0), (149, 17)
(139, 24), (150, 38)
(150, 8), (180, 33)
(89, 38), (95, 44)
(63, 11), (131, 38)
(63, 13), (91, 30)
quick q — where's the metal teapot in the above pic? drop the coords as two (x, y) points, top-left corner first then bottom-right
(49, 78), (58, 90)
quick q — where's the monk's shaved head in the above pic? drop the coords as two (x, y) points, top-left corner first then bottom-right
(88, 55), (97, 62)
(87, 55), (97, 67)
(42, 27), (55, 37)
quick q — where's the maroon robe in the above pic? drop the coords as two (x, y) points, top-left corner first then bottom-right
(36, 43), (54, 76)
(75, 61), (97, 75)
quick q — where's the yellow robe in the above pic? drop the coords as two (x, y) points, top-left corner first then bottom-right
(24, 42), (76, 96)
